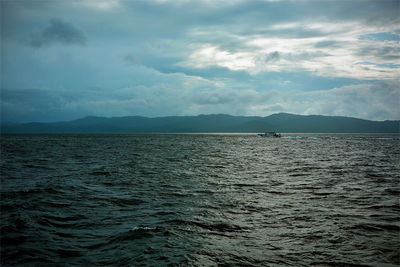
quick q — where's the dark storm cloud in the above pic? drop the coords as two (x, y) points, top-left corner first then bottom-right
(28, 18), (86, 47)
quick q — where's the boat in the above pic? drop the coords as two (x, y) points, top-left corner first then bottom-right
(257, 131), (282, 138)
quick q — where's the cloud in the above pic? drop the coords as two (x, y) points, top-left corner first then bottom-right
(254, 81), (400, 121)
(2, 77), (399, 123)
(191, 88), (272, 106)
(4, 80), (398, 123)
(182, 19), (400, 80)
(2, 0), (399, 122)
(357, 42), (400, 61)
(71, 0), (121, 11)
(184, 45), (255, 71)
(0, 88), (78, 122)
(28, 18), (86, 47)
(124, 54), (140, 65)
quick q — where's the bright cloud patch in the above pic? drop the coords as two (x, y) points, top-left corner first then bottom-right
(184, 22), (400, 80)
(185, 45), (255, 71)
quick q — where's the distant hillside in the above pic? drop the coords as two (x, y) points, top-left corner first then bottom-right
(1, 113), (399, 133)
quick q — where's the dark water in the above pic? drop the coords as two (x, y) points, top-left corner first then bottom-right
(1, 134), (399, 266)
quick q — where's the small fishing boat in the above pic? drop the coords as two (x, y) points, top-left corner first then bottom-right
(257, 131), (282, 138)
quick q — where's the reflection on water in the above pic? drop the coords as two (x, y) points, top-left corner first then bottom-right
(1, 134), (399, 266)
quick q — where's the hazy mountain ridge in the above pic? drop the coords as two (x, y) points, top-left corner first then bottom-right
(1, 113), (399, 133)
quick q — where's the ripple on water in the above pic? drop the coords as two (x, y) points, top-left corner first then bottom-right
(1, 134), (399, 266)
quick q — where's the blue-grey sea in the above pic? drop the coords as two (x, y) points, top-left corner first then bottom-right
(1, 134), (399, 266)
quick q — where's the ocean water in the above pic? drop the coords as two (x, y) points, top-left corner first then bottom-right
(1, 134), (399, 266)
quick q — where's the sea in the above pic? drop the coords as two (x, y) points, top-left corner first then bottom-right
(1, 133), (399, 266)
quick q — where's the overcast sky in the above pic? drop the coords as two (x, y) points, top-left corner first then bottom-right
(1, 0), (399, 122)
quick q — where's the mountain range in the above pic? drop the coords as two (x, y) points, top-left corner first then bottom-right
(1, 113), (399, 133)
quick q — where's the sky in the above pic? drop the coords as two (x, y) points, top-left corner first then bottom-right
(1, 0), (399, 123)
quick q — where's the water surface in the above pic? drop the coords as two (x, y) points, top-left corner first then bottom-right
(1, 134), (399, 266)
